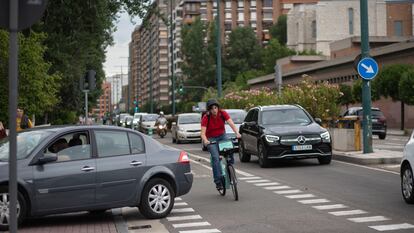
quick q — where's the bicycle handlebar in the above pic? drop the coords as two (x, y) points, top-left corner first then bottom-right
(208, 137), (238, 145)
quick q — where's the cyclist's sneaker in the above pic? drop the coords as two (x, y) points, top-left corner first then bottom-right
(216, 183), (223, 190)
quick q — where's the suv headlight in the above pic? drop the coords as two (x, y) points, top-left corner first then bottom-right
(265, 135), (280, 143)
(321, 131), (331, 142)
(179, 127), (185, 132)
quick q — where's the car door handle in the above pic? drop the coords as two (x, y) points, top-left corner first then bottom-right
(81, 166), (95, 172)
(130, 161), (143, 166)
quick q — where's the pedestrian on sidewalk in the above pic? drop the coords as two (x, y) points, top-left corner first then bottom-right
(17, 107), (33, 132)
(0, 121), (7, 140)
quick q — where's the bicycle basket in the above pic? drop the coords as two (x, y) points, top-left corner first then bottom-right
(218, 139), (234, 152)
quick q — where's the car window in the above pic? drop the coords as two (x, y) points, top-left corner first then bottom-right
(245, 109), (254, 122)
(0, 131), (52, 161)
(95, 131), (131, 157)
(142, 114), (159, 122)
(227, 111), (247, 124)
(44, 131), (91, 162)
(178, 115), (201, 124)
(261, 109), (311, 125)
(129, 133), (145, 154)
(252, 110), (259, 122)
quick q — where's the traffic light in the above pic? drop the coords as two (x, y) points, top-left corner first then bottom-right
(134, 99), (139, 113)
(80, 70), (96, 91)
(178, 84), (184, 94)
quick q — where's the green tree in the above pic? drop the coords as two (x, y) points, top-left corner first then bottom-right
(400, 69), (414, 105)
(270, 15), (287, 45)
(225, 27), (263, 81)
(262, 38), (295, 73)
(0, 30), (61, 126)
(338, 84), (354, 109)
(351, 79), (380, 103)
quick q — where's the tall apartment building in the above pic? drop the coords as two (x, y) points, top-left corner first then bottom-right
(92, 82), (112, 117)
(130, 0), (170, 109)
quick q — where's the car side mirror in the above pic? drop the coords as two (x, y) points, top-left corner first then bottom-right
(37, 154), (58, 165)
(315, 118), (322, 125)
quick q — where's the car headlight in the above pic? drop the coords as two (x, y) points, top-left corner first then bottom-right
(179, 127), (185, 132)
(265, 135), (280, 143)
(321, 131), (331, 142)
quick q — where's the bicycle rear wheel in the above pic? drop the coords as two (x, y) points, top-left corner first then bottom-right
(227, 164), (239, 201)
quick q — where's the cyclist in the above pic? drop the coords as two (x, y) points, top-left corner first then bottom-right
(201, 99), (241, 190)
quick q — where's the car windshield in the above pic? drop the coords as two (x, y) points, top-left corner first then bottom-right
(261, 109), (312, 125)
(179, 115), (200, 124)
(0, 131), (52, 161)
(134, 114), (143, 119)
(143, 114), (158, 122)
(227, 111), (246, 124)
(120, 114), (130, 121)
(357, 109), (384, 117)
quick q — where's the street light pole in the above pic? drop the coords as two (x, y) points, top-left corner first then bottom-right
(120, 57), (130, 113)
(216, 0), (222, 98)
(149, 24), (154, 113)
(170, 0), (176, 116)
(360, 0), (373, 153)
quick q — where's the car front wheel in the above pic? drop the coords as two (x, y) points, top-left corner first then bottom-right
(239, 140), (251, 162)
(258, 143), (270, 168)
(0, 186), (27, 231)
(402, 164), (414, 204)
(139, 178), (175, 219)
(318, 155), (332, 165)
(379, 133), (386, 140)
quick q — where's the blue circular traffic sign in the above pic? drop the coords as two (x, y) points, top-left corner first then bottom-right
(357, 57), (379, 80)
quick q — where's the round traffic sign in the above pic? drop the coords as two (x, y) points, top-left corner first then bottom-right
(357, 57), (379, 80)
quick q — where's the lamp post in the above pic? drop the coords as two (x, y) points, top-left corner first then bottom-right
(216, 0), (222, 98)
(170, 0), (176, 116)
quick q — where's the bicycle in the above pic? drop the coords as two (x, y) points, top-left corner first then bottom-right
(209, 138), (239, 201)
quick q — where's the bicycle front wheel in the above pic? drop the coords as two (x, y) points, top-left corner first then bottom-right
(227, 164), (239, 201)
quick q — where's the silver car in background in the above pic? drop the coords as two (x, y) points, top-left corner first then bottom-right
(139, 114), (159, 134)
(0, 126), (193, 231)
(401, 131), (414, 204)
(133, 113), (147, 130)
(171, 113), (201, 144)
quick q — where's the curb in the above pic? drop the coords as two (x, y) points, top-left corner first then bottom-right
(333, 153), (402, 165)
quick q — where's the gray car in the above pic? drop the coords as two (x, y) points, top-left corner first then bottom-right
(0, 126), (193, 231)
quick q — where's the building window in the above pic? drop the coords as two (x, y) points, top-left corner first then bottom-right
(225, 23), (232, 31)
(226, 12), (232, 19)
(225, 0), (231, 9)
(348, 8), (354, 35)
(263, 12), (272, 19)
(213, 1), (217, 8)
(251, 0), (256, 7)
(311, 20), (316, 38)
(251, 22), (257, 28)
(238, 0), (244, 8)
(264, 0), (272, 7)
(394, 20), (403, 36)
(251, 11), (257, 20)
(238, 12), (244, 21)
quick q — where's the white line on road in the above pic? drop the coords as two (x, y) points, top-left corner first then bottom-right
(238, 177), (262, 180)
(179, 229), (221, 233)
(329, 210), (367, 216)
(285, 194), (316, 199)
(348, 216), (390, 223)
(369, 223), (414, 231)
(167, 215), (203, 222)
(175, 197), (183, 201)
(245, 179), (271, 183)
(190, 158), (212, 171)
(313, 204), (347, 210)
(274, 190), (303, 194)
(173, 222), (211, 228)
(174, 202), (189, 206)
(264, 186), (291, 190)
(254, 182), (281, 186)
(334, 160), (400, 175)
(298, 199), (331, 204)
(171, 208), (195, 213)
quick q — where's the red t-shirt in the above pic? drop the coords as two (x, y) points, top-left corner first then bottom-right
(201, 110), (230, 138)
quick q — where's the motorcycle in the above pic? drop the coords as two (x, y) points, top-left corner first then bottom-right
(157, 124), (167, 138)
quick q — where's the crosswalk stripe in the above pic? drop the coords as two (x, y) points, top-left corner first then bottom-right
(298, 199), (330, 204)
(174, 202), (188, 206)
(238, 176), (261, 180)
(246, 179), (271, 183)
(254, 182), (280, 186)
(173, 222), (211, 228)
(329, 210), (367, 216)
(313, 204), (347, 210)
(171, 208), (195, 213)
(179, 229), (221, 233)
(167, 215), (202, 221)
(274, 190), (303, 194)
(369, 223), (414, 231)
(348, 216), (390, 223)
(285, 194), (316, 199)
(264, 186), (291, 190)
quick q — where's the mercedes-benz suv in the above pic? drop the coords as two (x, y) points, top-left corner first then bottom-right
(239, 105), (332, 168)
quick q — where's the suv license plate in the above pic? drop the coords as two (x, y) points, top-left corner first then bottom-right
(292, 145), (312, 151)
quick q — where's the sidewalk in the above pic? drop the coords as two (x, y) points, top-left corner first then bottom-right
(333, 149), (403, 165)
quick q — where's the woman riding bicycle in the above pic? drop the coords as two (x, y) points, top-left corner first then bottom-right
(201, 99), (241, 190)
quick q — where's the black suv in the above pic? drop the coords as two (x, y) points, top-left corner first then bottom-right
(239, 105), (332, 168)
(342, 107), (387, 139)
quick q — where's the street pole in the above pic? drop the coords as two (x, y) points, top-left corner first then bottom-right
(119, 57), (130, 113)
(170, 0), (176, 116)
(84, 90), (89, 124)
(216, 0), (222, 98)
(360, 0), (373, 153)
(8, 0), (18, 231)
(274, 64), (282, 96)
(149, 24), (154, 113)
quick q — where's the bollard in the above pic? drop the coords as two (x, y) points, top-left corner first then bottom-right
(354, 119), (362, 151)
(148, 128), (153, 137)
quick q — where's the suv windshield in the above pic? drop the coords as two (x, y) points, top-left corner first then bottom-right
(261, 109), (311, 125)
(0, 131), (52, 161)
(179, 115), (200, 124)
(357, 109), (384, 117)
(228, 111), (246, 124)
(143, 114), (158, 122)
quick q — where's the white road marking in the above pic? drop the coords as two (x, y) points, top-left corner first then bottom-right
(235, 169), (255, 177)
(174, 202), (188, 206)
(313, 204), (347, 210)
(245, 179), (271, 183)
(298, 199), (331, 204)
(254, 182), (281, 186)
(171, 208), (195, 213)
(175, 197), (183, 201)
(348, 216), (390, 223)
(369, 223), (414, 231)
(274, 190), (302, 194)
(179, 229), (221, 233)
(329, 210), (367, 216)
(238, 176), (262, 180)
(264, 186), (291, 190)
(334, 160), (400, 175)
(173, 222), (211, 228)
(167, 215), (203, 221)
(285, 194), (316, 199)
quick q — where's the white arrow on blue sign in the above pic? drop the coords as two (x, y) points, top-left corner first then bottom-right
(357, 57), (379, 80)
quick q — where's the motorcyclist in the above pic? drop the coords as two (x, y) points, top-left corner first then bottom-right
(200, 99), (241, 190)
(155, 111), (168, 137)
